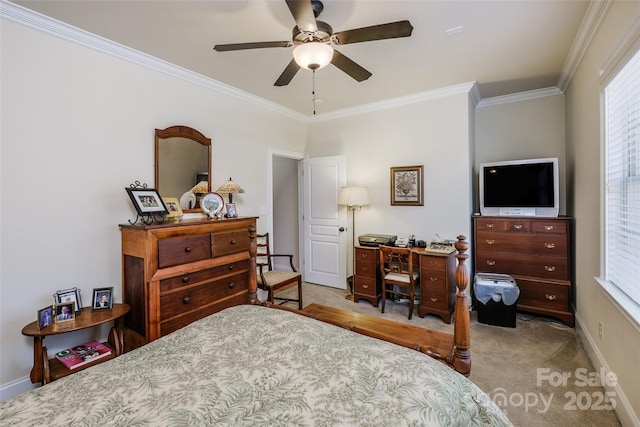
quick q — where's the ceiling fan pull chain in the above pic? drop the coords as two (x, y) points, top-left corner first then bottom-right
(312, 69), (317, 115)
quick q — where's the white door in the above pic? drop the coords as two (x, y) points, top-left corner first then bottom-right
(302, 156), (347, 288)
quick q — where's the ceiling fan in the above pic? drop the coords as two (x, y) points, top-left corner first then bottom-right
(213, 0), (414, 86)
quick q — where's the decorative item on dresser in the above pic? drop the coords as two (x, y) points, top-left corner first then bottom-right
(473, 216), (574, 326)
(119, 216), (257, 351)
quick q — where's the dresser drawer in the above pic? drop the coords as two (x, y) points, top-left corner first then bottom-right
(211, 229), (250, 257)
(475, 218), (531, 232)
(355, 257), (377, 278)
(420, 255), (447, 271)
(531, 220), (568, 234)
(421, 286), (450, 310)
(420, 268), (447, 289)
(475, 232), (568, 256)
(159, 259), (250, 292)
(158, 234), (212, 268)
(160, 272), (249, 321)
(354, 276), (377, 297)
(476, 252), (569, 280)
(516, 278), (570, 312)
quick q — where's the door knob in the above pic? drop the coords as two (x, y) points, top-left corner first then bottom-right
(339, 227), (345, 232)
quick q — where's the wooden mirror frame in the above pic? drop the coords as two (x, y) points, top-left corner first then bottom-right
(154, 126), (211, 213)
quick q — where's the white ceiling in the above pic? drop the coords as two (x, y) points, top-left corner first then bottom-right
(12, 0), (591, 116)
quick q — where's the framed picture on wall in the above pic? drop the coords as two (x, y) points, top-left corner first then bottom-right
(390, 165), (424, 206)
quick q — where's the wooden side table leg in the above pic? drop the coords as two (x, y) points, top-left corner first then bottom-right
(30, 336), (44, 384)
(42, 346), (51, 385)
(109, 316), (124, 356)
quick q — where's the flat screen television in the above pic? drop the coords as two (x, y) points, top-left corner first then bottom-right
(479, 157), (559, 217)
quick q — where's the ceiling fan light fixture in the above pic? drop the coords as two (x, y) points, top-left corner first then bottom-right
(293, 42), (334, 70)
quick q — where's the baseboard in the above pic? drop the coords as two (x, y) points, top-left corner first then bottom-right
(0, 376), (37, 402)
(575, 310), (639, 427)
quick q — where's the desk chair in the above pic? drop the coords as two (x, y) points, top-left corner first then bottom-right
(256, 233), (303, 309)
(379, 246), (420, 319)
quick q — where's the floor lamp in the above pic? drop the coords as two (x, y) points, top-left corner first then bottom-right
(338, 186), (370, 301)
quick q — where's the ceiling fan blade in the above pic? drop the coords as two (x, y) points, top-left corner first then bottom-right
(330, 50), (372, 82)
(214, 41), (293, 52)
(333, 20), (414, 45)
(285, 0), (318, 33)
(274, 59), (301, 86)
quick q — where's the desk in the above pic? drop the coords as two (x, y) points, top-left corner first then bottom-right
(353, 245), (456, 323)
(22, 303), (129, 384)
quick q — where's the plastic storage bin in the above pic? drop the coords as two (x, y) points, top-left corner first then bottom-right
(474, 273), (519, 328)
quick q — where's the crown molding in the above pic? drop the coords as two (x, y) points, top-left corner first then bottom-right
(557, 0), (613, 92)
(0, 0), (308, 122)
(476, 87), (563, 108)
(311, 81), (478, 122)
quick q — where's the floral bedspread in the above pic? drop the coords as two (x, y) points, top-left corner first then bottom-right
(1, 305), (511, 426)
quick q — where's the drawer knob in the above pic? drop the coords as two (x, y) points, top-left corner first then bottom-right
(228, 264), (235, 270)
(486, 239), (495, 245)
(544, 225), (554, 231)
(361, 253), (369, 258)
(545, 243), (555, 249)
(184, 247), (192, 253)
(430, 277), (438, 282)
(181, 276), (190, 284)
(362, 284), (368, 289)
(429, 261), (436, 266)
(361, 267), (369, 272)
(183, 296), (191, 304)
(430, 297), (438, 302)
(228, 282), (235, 288)
(230, 239), (237, 245)
(545, 265), (556, 272)
(487, 223), (495, 228)
(545, 293), (557, 301)
(486, 260), (496, 266)
(513, 224), (523, 230)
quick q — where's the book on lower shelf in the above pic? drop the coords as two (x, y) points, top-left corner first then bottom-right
(55, 340), (112, 370)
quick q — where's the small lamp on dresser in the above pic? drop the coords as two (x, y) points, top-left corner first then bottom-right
(338, 185), (370, 301)
(216, 177), (245, 203)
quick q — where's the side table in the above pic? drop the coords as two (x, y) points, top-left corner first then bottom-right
(22, 303), (130, 384)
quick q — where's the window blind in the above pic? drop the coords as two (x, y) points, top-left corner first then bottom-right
(605, 47), (640, 306)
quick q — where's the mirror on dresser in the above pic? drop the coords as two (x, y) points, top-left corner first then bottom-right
(154, 126), (211, 211)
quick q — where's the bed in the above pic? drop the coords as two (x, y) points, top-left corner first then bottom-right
(1, 236), (512, 426)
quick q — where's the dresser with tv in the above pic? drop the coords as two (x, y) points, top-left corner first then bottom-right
(473, 216), (574, 326)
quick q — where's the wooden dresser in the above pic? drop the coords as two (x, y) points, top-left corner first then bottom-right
(120, 217), (257, 351)
(416, 250), (457, 324)
(473, 216), (574, 326)
(353, 246), (381, 306)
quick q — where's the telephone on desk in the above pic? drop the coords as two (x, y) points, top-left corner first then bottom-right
(424, 241), (456, 254)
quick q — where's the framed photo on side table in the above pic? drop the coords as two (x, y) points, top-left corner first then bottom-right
(37, 306), (53, 329)
(390, 165), (424, 206)
(125, 187), (168, 215)
(54, 302), (75, 323)
(54, 287), (82, 312)
(92, 287), (113, 311)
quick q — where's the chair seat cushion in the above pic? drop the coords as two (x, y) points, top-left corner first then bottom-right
(258, 270), (300, 287)
(383, 272), (419, 283)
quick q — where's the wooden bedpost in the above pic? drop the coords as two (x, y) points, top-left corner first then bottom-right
(247, 222), (258, 304)
(448, 235), (471, 377)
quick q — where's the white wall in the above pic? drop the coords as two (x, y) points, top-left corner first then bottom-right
(0, 18), (307, 398)
(565, 1), (640, 425)
(475, 93), (567, 215)
(306, 88), (475, 276)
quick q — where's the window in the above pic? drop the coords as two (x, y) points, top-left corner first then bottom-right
(603, 46), (640, 320)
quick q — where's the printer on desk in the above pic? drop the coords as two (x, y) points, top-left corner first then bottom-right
(358, 234), (397, 247)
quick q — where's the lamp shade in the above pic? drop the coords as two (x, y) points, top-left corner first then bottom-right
(216, 177), (245, 195)
(293, 42), (334, 70)
(338, 186), (370, 207)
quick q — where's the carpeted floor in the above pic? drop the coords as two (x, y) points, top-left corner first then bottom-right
(272, 282), (621, 427)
